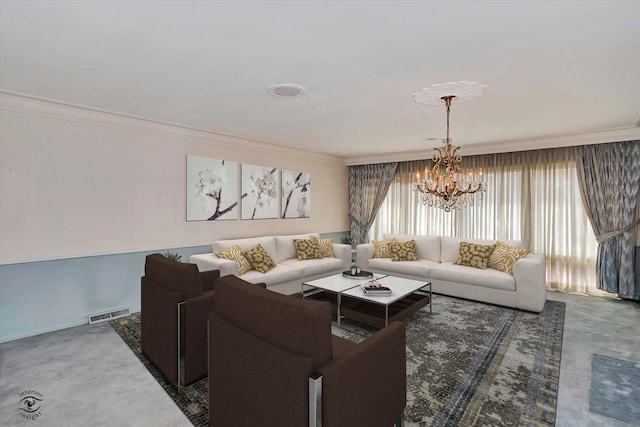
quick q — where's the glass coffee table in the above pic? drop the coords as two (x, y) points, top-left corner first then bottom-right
(302, 273), (431, 328)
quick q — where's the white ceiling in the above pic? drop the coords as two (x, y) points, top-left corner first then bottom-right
(1, 1), (639, 161)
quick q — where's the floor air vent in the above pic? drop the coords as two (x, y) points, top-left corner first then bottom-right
(88, 307), (130, 324)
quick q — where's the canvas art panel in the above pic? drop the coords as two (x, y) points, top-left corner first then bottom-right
(241, 164), (279, 220)
(281, 170), (311, 218)
(186, 155), (239, 221)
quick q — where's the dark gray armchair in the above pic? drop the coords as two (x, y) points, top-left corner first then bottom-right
(208, 275), (407, 426)
(141, 253), (219, 388)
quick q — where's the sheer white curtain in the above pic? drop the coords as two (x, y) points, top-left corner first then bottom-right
(371, 147), (600, 294)
(372, 161), (454, 238)
(527, 149), (598, 293)
(455, 154), (527, 244)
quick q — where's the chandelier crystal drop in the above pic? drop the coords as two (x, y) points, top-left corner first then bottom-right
(413, 93), (486, 212)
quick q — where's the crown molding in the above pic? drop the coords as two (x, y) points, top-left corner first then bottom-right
(345, 126), (640, 166)
(0, 90), (345, 164)
(4, 90), (637, 168)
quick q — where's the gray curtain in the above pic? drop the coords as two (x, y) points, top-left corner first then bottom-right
(348, 162), (398, 244)
(575, 140), (640, 299)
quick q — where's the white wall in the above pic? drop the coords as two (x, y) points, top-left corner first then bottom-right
(0, 92), (349, 264)
(0, 92), (349, 342)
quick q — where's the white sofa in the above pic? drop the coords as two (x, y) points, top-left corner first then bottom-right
(190, 233), (352, 295)
(356, 233), (546, 312)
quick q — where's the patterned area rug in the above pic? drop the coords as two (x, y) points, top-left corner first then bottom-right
(110, 295), (564, 427)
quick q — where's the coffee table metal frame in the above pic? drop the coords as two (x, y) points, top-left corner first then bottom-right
(302, 273), (431, 328)
(341, 275), (432, 327)
(301, 273), (386, 327)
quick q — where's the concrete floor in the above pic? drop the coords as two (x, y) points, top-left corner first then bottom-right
(550, 291), (640, 427)
(0, 291), (638, 426)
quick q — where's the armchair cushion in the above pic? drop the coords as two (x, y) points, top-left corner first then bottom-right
(213, 276), (333, 370)
(144, 253), (202, 299)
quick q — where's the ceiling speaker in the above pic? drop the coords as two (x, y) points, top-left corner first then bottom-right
(267, 83), (307, 98)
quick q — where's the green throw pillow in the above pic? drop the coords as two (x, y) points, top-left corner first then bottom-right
(293, 238), (323, 260)
(244, 244), (276, 273)
(454, 242), (496, 269)
(389, 240), (419, 261)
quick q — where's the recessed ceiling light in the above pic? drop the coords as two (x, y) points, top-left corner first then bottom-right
(266, 83), (307, 98)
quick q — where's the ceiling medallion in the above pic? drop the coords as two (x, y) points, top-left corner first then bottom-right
(412, 81), (486, 105)
(412, 81), (487, 212)
(266, 83), (307, 98)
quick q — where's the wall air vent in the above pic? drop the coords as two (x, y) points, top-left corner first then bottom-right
(88, 307), (130, 324)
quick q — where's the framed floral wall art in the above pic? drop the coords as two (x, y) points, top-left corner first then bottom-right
(281, 170), (311, 218)
(241, 164), (279, 220)
(186, 155), (240, 221)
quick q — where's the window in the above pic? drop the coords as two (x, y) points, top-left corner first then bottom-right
(371, 148), (599, 293)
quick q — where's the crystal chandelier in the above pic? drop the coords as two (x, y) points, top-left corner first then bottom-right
(412, 82), (487, 212)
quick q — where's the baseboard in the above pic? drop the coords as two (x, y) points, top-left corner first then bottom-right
(0, 318), (87, 344)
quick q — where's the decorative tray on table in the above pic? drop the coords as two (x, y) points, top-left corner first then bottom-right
(342, 270), (374, 279)
(361, 280), (392, 295)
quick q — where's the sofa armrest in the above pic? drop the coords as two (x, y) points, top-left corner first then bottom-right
(513, 253), (547, 312)
(199, 269), (221, 292)
(317, 321), (406, 427)
(189, 253), (239, 277)
(356, 243), (375, 269)
(331, 243), (353, 269)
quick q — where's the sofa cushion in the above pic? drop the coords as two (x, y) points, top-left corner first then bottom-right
(280, 257), (343, 277)
(294, 238), (323, 260)
(372, 238), (396, 258)
(239, 264), (302, 287)
(275, 233), (319, 262)
(440, 237), (491, 263)
(213, 236), (277, 260)
(215, 245), (252, 275)
(244, 244), (277, 273)
(368, 258), (437, 277)
(383, 234), (440, 262)
(311, 236), (334, 258)
(488, 242), (531, 274)
(454, 242), (496, 269)
(430, 263), (516, 291)
(389, 240), (419, 261)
